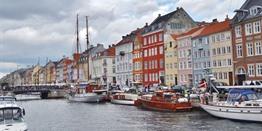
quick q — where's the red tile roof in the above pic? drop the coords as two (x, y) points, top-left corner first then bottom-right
(115, 28), (144, 47)
(98, 46), (115, 57)
(193, 19), (231, 38)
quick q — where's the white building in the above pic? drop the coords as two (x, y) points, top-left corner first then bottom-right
(90, 46), (116, 86)
(115, 35), (134, 87)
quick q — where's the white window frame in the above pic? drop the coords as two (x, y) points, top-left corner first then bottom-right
(236, 44), (243, 58)
(235, 26), (242, 38)
(248, 64), (255, 77)
(253, 21), (261, 34)
(256, 63), (262, 76)
(247, 42), (254, 56)
(255, 41), (262, 55)
(245, 23), (253, 36)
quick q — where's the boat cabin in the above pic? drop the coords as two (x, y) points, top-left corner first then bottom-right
(227, 89), (260, 105)
(0, 105), (25, 124)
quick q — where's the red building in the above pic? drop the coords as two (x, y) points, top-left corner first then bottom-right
(132, 28), (144, 84)
(142, 29), (165, 86)
(142, 8), (196, 87)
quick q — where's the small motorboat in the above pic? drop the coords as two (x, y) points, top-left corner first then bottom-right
(15, 93), (41, 101)
(110, 88), (139, 105)
(0, 96), (28, 131)
(135, 90), (192, 112)
(200, 88), (262, 122)
(67, 82), (107, 103)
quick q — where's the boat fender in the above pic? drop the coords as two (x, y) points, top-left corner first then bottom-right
(178, 98), (188, 103)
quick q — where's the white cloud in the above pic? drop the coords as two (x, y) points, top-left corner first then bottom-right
(0, 72), (7, 79)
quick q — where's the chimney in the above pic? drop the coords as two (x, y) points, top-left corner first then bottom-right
(177, 7), (180, 10)
(158, 14), (161, 17)
(108, 45), (111, 48)
(145, 23), (148, 27)
(112, 44), (115, 47)
(225, 15), (229, 21)
(122, 36), (125, 39)
(212, 18), (218, 23)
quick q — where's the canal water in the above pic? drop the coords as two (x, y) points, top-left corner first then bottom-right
(18, 100), (261, 131)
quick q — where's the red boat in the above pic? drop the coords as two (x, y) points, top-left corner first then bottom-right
(134, 90), (192, 112)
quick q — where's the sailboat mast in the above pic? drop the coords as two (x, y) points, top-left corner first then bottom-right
(86, 16), (90, 80)
(86, 16), (89, 50)
(76, 14), (80, 81)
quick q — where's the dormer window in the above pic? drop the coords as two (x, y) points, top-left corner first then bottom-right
(250, 6), (258, 16)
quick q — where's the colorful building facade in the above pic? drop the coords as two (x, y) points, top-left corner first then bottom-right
(232, 0), (262, 85)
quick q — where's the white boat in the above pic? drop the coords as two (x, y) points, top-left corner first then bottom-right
(200, 89), (262, 122)
(0, 96), (28, 131)
(110, 88), (139, 105)
(15, 94), (41, 101)
(68, 90), (107, 103)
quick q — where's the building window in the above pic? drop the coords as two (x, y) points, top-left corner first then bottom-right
(144, 74), (148, 82)
(217, 48), (221, 55)
(236, 44), (243, 57)
(144, 50), (147, 57)
(247, 42), (254, 56)
(221, 33), (225, 41)
(222, 47), (226, 54)
(213, 60), (217, 67)
(160, 59), (164, 68)
(227, 58), (232, 66)
(235, 26), (241, 38)
(144, 38), (147, 45)
(159, 46), (164, 54)
(212, 48), (216, 56)
(255, 41), (262, 55)
(250, 7), (258, 16)
(223, 72), (228, 79)
(256, 63), (262, 76)
(253, 21), (261, 34)
(144, 61), (148, 69)
(159, 33), (163, 42)
(227, 46), (231, 53)
(248, 64), (255, 77)
(245, 23), (253, 36)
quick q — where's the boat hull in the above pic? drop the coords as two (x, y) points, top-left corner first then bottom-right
(15, 94), (41, 101)
(200, 104), (262, 122)
(111, 99), (135, 105)
(67, 93), (106, 103)
(135, 99), (192, 112)
(0, 122), (28, 131)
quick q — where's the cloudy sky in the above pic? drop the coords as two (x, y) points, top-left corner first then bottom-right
(0, 0), (246, 78)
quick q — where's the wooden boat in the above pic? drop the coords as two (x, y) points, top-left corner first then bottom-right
(135, 90), (192, 111)
(110, 88), (139, 105)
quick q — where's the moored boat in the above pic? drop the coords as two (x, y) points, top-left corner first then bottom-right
(0, 96), (28, 131)
(200, 88), (262, 122)
(110, 88), (139, 105)
(15, 93), (41, 101)
(135, 90), (192, 112)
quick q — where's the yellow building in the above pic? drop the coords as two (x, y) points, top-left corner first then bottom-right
(31, 65), (41, 85)
(164, 35), (178, 86)
(209, 20), (234, 85)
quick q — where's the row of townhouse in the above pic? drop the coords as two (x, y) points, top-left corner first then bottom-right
(2, 0), (262, 88)
(115, 0), (262, 87)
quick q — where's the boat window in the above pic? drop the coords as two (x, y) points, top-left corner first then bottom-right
(253, 104), (259, 106)
(4, 109), (13, 120)
(13, 109), (22, 120)
(245, 103), (252, 106)
(246, 94), (258, 100)
(0, 110), (3, 122)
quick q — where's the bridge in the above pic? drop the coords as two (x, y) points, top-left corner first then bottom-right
(1, 84), (69, 99)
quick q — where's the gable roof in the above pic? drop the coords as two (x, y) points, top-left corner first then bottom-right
(232, 0), (262, 24)
(115, 28), (143, 47)
(193, 19), (231, 38)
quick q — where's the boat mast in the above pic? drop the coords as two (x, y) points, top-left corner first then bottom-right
(75, 14), (80, 83)
(86, 16), (90, 81)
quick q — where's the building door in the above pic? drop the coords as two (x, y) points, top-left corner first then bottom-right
(237, 74), (246, 85)
(228, 72), (233, 86)
(175, 76), (178, 85)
